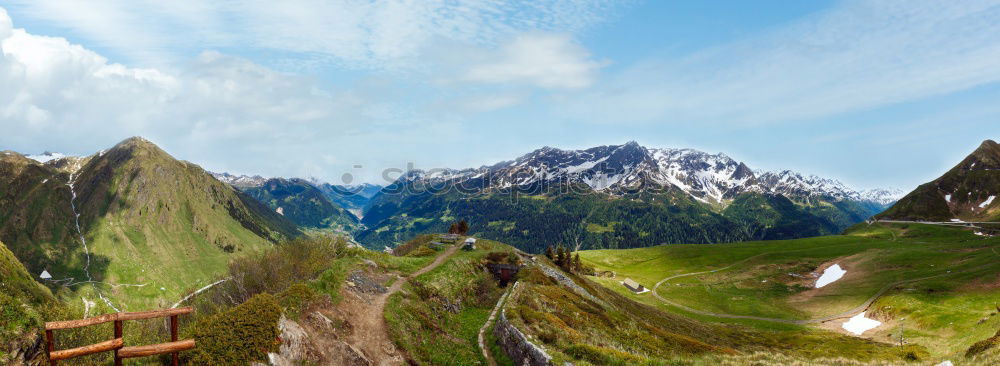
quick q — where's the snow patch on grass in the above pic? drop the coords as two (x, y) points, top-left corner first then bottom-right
(979, 195), (995, 208)
(841, 312), (881, 335)
(815, 264), (846, 288)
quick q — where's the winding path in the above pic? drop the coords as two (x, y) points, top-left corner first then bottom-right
(349, 243), (461, 365)
(478, 283), (515, 366)
(650, 245), (1000, 325)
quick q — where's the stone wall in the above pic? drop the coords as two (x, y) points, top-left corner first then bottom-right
(536, 263), (606, 307)
(493, 309), (552, 366)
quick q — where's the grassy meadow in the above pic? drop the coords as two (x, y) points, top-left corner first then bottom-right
(579, 223), (1000, 359)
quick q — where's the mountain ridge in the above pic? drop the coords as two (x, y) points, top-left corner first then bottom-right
(878, 139), (1000, 222)
(380, 142), (901, 207)
(357, 142), (902, 252)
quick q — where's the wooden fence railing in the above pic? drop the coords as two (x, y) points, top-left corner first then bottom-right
(44, 307), (196, 366)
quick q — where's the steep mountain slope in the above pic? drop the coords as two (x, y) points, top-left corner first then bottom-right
(0, 239), (53, 309)
(879, 139), (1000, 221)
(1, 239), (55, 364)
(358, 142), (899, 251)
(0, 137), (302, 308)
(243, 178), (359, 230)
(0, 151), (79, 278)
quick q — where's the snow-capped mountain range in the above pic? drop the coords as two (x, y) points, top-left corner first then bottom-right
(210, 172), (270, 188)
(396, 142), (904, 207)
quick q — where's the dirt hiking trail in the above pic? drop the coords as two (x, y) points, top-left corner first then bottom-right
(347, 243), (461, 365)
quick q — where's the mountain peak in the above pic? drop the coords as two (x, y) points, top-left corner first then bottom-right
(973, 139), (1000, 158)
(114, 136), (156, 149)
(104, 137), (171, 162)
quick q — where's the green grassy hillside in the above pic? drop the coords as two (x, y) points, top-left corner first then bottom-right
(0, 137), (303, 311)
(497, 247), (934, 364)
(354, 234), (926, 364)
(385, 237), (512, 364)
(0, 151), (79, 281)
(579, 223), (1000, 361)
(0, 240), (54, 362)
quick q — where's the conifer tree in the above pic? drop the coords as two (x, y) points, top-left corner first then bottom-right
(556, 245), (566, 268)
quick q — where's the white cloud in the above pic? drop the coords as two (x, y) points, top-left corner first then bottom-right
(462, 33), (605, 89)
(4, 0), (624, 69)
(0, 6), (493, 184)
(562, 0), (1000, 125)
(0, 8), (372, 174)
(0, 8), (10, 39)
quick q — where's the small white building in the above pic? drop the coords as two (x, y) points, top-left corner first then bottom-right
(463, 237), (477, 250)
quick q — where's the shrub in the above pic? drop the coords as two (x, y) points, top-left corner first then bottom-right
(277, 283), (318, 319)
(183, 293), (282, 365)
(470, 274), (500, 308)
(311, 258), (357, 304)
(392, 234), (435, 256)
(210, 237), (345, 307)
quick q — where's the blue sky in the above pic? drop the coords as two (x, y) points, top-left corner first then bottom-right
(1, 0), (998, 190)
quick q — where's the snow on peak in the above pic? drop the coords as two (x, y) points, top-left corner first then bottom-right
(858, 188), (906, 205)
(387, 142), (889, 207)
(211, 172), (269, 188)
(756, 170), (857, 200)
(26, 151), (67, 163)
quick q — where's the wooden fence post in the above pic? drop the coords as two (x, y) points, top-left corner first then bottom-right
(171, 315), (179, 366)
(114, 320), (123, 366)
(46, 330), (56, 366)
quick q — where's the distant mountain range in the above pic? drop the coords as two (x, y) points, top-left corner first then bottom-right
(377, 141), (901, 206)
(878, 139), (1000, 222)
(210, 172), (382, 222)
(10, 139), (906, 256)
(356, 142), (903, 252)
